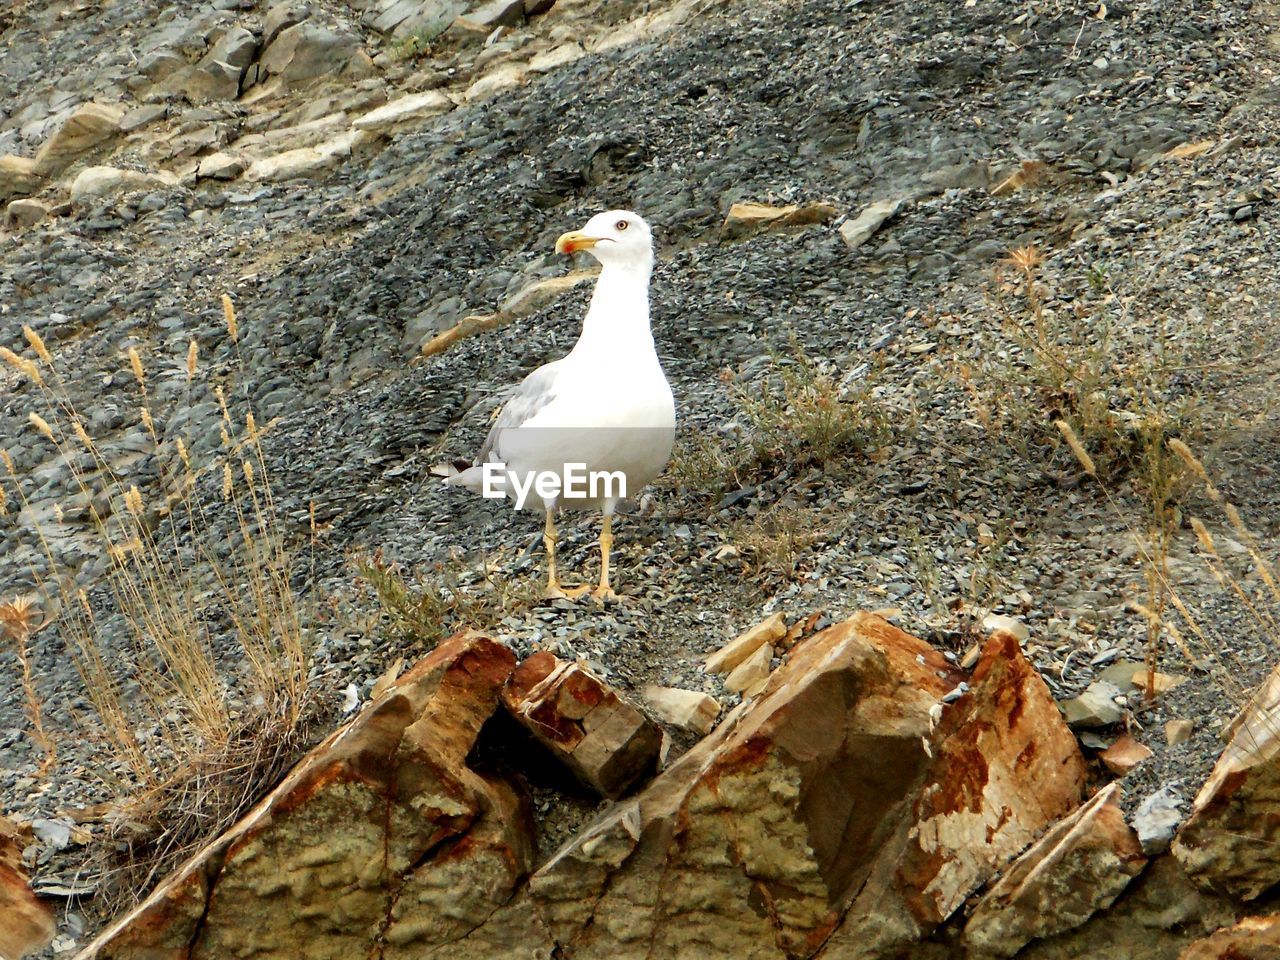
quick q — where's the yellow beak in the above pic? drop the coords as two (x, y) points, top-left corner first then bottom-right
(555, 231), (599, 255)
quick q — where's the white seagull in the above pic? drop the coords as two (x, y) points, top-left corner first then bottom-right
(446, 210), (675, 602)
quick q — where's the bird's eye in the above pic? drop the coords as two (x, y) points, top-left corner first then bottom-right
(615, 219), (629, 231)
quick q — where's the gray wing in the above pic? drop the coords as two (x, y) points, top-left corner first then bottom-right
(473, 359), (563, 464)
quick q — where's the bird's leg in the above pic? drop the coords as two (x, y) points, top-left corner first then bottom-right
(543, 510), (588, 600)
(590, 514), (621, 604)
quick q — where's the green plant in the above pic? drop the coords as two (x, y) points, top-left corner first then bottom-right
(736, 343), (887, 473)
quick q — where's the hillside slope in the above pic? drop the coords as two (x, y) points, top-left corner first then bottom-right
(1, 0), (1279, 952)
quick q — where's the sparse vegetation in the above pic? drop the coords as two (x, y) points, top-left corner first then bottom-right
(663, 342), (889, 586)
(1054, 418), (1278, 706)
(959, 244), (1203, 489)
(0, 298), (323, 913)
(392, 19), (450, 61)
(720, 501), (829, 586)
(957, 243), (1276, 698)
(668, 342), (888, 504)
(353, 548), (537, 648)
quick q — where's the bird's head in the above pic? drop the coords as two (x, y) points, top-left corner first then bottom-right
(555, 210), (653, 270)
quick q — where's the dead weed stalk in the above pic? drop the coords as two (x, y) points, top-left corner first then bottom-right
(0, 596), (56, 774)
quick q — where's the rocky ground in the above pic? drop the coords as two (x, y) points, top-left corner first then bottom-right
(1, 0), (1279, 954)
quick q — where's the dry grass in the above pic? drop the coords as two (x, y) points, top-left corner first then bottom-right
(352, 548), (537, 648)
(963, 242), (1280, 708)
(0, 596), (56, 775)
(668, 342), (888, 503)
(0, 298), (322, 913)
(960, 244), (1203, 488)
(720, 501), (829, 587)
(1055, 420), (1278, 707)
(954, 244), (1239, 694)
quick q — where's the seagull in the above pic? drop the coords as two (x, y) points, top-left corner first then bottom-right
(445, 210), (675, 603)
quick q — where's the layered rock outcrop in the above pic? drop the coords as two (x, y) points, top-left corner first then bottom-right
(963, 782), (1147, 958)
(73, 613), (1106, 960)
(77, 630), (525, 960)
(1174, 667), (1280, 900)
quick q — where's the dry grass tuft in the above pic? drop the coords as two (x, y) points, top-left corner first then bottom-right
(668, 342), (887, 503)
(352, 549), (535, 648)
(963, 245), (1274, 702)
(720, 501), (829, 586)
(1, 295), (322, 915)
(1057, 425), (1280, 705)
(960, 245), (1205, 487)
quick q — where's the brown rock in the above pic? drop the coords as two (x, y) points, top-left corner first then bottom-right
(1100, 734), (1155, 776)
(778, 610), (827, 652)
(196, 152), (247, 181)
(1174, 665), (1280, 899)
(1166, 718), (1195, 746)
(32, 102), (124, 177)
(640, 684), (720, 735)
(69, 166), (172, 204)
(382, 776), (533, 959)
(1, 816), (55, 960)
(263, 0), (308, 47)
(480, 613), (959, 960)
(0, 155), (45, 201)
(721, 200), (837, 238)
(723, 639), (772, 696)
(185, 60), (244, 103)
(71, 615), (1103, 960)
(963, 783), (1148, 958)
(704, 611), (785, 674)
(826, 630), (1088, 957)
(1180, 915), (1280, 960)
(75, 631), (521, 960)
(839, 196), (902, 248)
(501, 652), (662, 798)
(417, 270), (595, 356)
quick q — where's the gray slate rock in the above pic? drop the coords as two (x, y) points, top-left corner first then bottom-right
(840, 197), (902, 249)
(263, 1), (311, 47)
(1059, 680), (1126, 728)
(1131, 785), (1184, 855)
(260, 23), (372, 86)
